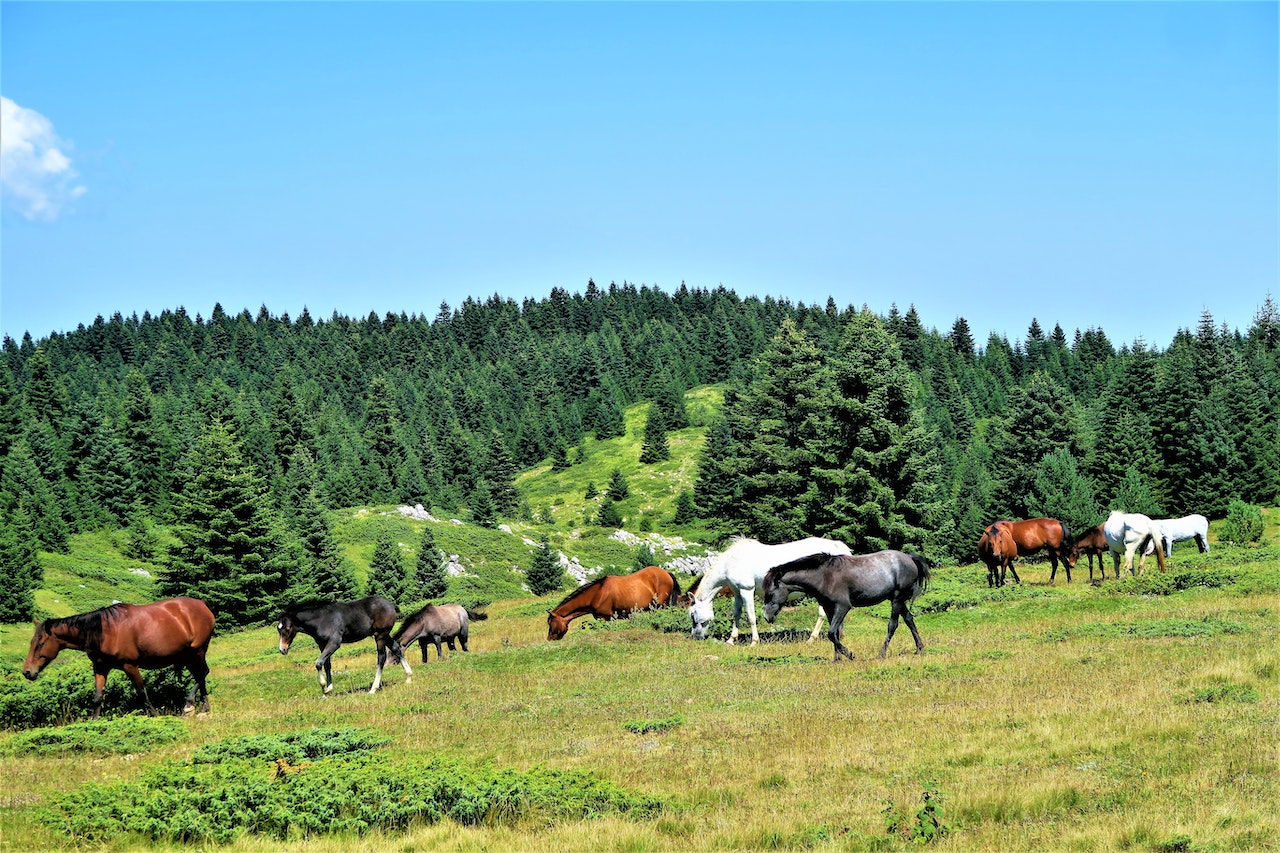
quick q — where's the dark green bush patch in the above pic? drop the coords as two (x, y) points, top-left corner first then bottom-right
(1, 663), (201, 730)
(1, 715), (186, 756)
(41, 727), (665, 844)
(623, 715), (684, 735)
(1180, 682), (1260, 705)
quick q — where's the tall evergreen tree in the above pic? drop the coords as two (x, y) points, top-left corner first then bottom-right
(0, 507), (41, 621)
(639, 405), (670, 463)
(814, 310), (942, 552)
(292, 489), (360, 603)
(415, 526), (448, 600)
(1026, 448), (1102, 536)
(470, 480), (498, 528)
(525, 536), (565, 595)
(161, 418), (293, 628)
(606, 468), (629, 500)
(366, 532), (411, 604)
(986, 372), (1082, 519)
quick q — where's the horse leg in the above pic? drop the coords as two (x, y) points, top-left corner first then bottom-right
(880, 602), (902, 658)
(459, 625), (470, 653)
(901, 605), (925, 654)
(827, 605), (854, 662)
(316, 639), (341, 694)
(1197, 534), (1209, 553)
(122, 664), (154, 715)
(370, 637), (388, 693)
(90, 666), (111, 721)
(1124, 543), (1139, 576)
(186, 653), (211, 714)
(727, 593), (745, 645)
(1005, 559), (1021, 585)
(739, 587), (761, 646)
(808, 604), (825, 643)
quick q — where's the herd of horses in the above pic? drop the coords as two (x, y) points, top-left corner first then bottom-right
(20, 510), (1211, 718)
(978, 511), (1209, 588)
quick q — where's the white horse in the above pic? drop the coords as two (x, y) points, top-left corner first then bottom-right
(1140, 513), (1210, 570)
(1103, 510), (1166, 576)
(689, 536), (853, 646)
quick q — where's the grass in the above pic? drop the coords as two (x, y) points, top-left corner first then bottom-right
(2, 549), (1277, 851)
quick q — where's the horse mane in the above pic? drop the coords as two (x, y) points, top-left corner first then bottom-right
(276, 599), (336, 621)
(763, 553), (838, 585)
(47, 603), (127, 647)
(553, 576), (609, 609)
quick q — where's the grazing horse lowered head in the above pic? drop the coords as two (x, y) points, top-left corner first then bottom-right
(688, 536), (853, 646)
(547, 565), (680, 640)
(23, 597), (215, 721)
(394, 603), (487, 661)
(1103, 510), (1166, 576)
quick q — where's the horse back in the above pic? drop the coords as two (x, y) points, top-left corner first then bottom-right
(96, 597), (215, 664)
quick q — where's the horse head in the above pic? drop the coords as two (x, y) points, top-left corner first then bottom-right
(547, 611), (570, 641)
(276, 614), (299, 655)
(22, 620), (60, 680)
(688, 596), (716, 640)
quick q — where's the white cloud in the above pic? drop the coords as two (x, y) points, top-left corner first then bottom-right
(1, 96), (87, 221)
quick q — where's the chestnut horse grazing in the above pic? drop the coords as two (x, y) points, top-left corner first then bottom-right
(977, 522), (1018, 588)
(762, 550), (932, 662)
(547, 565), (680, 640)
(979, 518), (1073, 585)
(277, 596), (411, 695)
(1068, 524), (1114, 581)
(23, 597), (215, 720)
(394, 603), (487, 661)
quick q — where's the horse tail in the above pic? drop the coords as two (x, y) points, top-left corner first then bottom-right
(1058, 520), (1071, 547)
(466, 609), (489, 621)
(907, 552), (933, 599)
(666, 571), (682, 605)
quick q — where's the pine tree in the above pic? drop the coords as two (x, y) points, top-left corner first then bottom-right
(1026, 448), (1102, 536)
(986, 372), (1082, 519)
(161, 418), (293, 628)
(633, 542), (658, 571)
(0, 507), (41, 621)
(526, 536), (565, 595)
(415, 526), (448, 600)
(1110, 469), (1163, 516)
(606, 468), (629, 500)
(1, 437), (69, 553)
(597, 496), (623, 528)
(693, 416), (740, 522)
(366, 532), (410, 605)
(639, 405), (670, 463)
(293, 489), (360, 602)
(470, 480), (498, 528)
(672, 490), (697, 524)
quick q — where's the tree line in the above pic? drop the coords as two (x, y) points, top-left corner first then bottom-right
(2, 281), (1277, 626)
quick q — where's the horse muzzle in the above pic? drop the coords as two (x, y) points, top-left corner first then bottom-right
(21, 668), (37, 681)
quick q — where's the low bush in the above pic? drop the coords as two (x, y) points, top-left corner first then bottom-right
(0, 716), (186, 756)
(1, 661), (201, 730)
(41, 727), (666, 844)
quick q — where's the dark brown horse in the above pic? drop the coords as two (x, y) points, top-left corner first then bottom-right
(547, 565), (681, 640)
(761, 550), (932, 662)
(23, 597), (215, 720)
(394, 603), (487, 661)
(1067, 524), (1113, 581)
(277, 596), (411, 694)
(977, 522), (1018, 588)
(980, 518), (1073, 586)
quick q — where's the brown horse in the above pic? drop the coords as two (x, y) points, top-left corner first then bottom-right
(1068, 524), (1113, 581)
(977, 522), (1018, 588)
(980, 518), (1073, 586)
(23, 597), (215, 720)
(547, 565), (681, 640)
(394, 603), (487, 661)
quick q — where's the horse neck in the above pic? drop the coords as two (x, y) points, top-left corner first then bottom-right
(551, 591), (596, 620)
(693, 559), (736, 603)
(48, 619), (89, 651)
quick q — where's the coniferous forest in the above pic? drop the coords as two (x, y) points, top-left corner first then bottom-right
(2, 281), (1278, 628)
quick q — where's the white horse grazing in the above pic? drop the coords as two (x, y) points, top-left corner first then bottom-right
(1140, 513), (1210, 570)
(1103, 510), (1166, 576)
(689, 536), (853, 646)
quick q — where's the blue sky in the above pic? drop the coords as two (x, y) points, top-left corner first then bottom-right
(2, 2), (1276, 349)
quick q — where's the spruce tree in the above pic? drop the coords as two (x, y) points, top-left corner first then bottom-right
(606, 468), (629, 500)
(294, 489), (360, 602)
(986, 372), (1082, 519)
(526, 536), (565, 596)
(1026, 448), (1102, 536)
(693, 416), (741, 522)
(639, 405), (670, 463)
(162, 418), (293, 628)
(672, 490), (697, 524)
(366, 532), (410, 605)
(415, 526), (448, 600)
(0, 507), (41, 621)
(597, 496), (623, 528)
(470, 480), (498, 528)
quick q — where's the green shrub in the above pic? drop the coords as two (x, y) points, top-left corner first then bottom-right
(623, 715), (684, 735)
(1220, 501), (1264, 545)
(41, 727), (666, 844)
(1, 661), (201, 730)
(0, 716), (186, 756)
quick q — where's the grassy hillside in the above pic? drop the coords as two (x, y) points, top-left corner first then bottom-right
(2, 544), (1277, 852)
